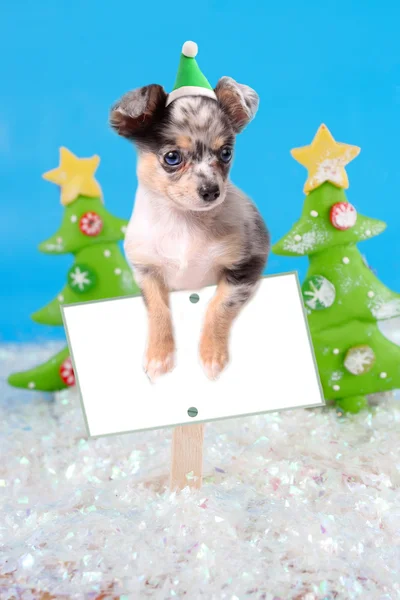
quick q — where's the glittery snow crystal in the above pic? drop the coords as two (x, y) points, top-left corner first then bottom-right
(1, 344), (400, 600)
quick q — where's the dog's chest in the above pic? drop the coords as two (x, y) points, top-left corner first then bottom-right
(127, 213), (222, 290)
(159, 226), (220, 289)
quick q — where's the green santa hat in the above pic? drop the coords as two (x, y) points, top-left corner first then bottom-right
(166, 41), (217, 106)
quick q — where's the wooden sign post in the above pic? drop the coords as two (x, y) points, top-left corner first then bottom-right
(170, 423), (205, 490)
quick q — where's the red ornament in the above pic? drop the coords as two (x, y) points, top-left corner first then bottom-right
(79, 212), (103, 237)
(60, 357), (75, 387)
(330, 202), (357, 230)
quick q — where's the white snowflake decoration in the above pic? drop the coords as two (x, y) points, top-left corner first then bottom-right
(303, 276), (336, 310)
(69, 267), (91, 291)
(344, 346), (375, 375)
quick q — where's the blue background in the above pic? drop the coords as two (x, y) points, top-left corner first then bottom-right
(1, 0), (399, 342)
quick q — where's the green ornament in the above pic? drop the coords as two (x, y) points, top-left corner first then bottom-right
(68, 263), (97, 294)
(273, 132), (400, 414)
(302, 275), (336, 310)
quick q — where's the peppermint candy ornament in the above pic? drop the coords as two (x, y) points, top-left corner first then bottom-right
(60, 357), (75, 386)
(79, 211), (103, 236)
(330, 202), (357, 230)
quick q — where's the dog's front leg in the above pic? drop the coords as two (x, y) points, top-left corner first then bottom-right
(199, 256), (266, 380)
(136, 268), (175, 382)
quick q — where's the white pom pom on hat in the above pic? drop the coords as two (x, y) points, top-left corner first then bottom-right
(182, 41), (198, 58)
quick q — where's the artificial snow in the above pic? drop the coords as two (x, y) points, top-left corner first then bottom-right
(1, 344), (400, 600)
(282, 228), (328, 255)
(378, 317), (400, 347)
(371, 298), (400, 320)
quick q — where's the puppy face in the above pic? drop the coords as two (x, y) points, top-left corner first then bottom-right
(110, 77), (259, 212)
(137, 96), (235, 211)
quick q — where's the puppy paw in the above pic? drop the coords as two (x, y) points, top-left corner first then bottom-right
(199, 336), (229, 381)
(144, 339), (175, 382)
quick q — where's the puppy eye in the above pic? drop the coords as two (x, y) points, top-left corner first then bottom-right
(164, 151), (182, 166)
(219, 146), (233, 163)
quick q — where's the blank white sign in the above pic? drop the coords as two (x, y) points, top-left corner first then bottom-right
(62, 273), (324, 437)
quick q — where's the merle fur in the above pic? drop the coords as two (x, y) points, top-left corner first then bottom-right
(110, 78), (269, 301)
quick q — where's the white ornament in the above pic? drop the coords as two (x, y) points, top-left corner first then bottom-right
(294, 234), (302, 242)
(104, 250), (111, 258)
(114, 268), (122, 275)
(56, 237), (63, 243)
(28, 382), (36, 389)
(303, 276), (336, 310)
(182, 41), (198, 58)
(333, 385), (340, 391)
(71, 215), (77, 223)
(342, 257), (350, 264)
(344, 346), (375, 375)
(333, 348), (340, 355)
(58, 295), (64, 302)
(380, 372), (387, 379)
(367, 291), (375, 298)
(310, 210), (318, 217)
(121, 226), (127, 234)
(365, 229), (371, 236)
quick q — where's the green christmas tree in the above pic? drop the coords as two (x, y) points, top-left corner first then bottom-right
(272, 124), (400, 413)
(8, 147), (140, 392)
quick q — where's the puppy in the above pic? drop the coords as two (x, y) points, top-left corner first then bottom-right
(110, 77), (270, 381)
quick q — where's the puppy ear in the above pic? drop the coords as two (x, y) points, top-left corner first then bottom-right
(109, 84), (167, 140)
(215, 76), (259, 133)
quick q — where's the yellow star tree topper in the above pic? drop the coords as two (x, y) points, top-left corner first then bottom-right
(291, 124), (361, 194)
(42, 147), (102, 205)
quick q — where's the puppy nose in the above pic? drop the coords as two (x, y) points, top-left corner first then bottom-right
(198, 183), (220, 202)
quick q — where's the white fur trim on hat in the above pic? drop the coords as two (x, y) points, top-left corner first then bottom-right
(166, 85), (217, 107)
